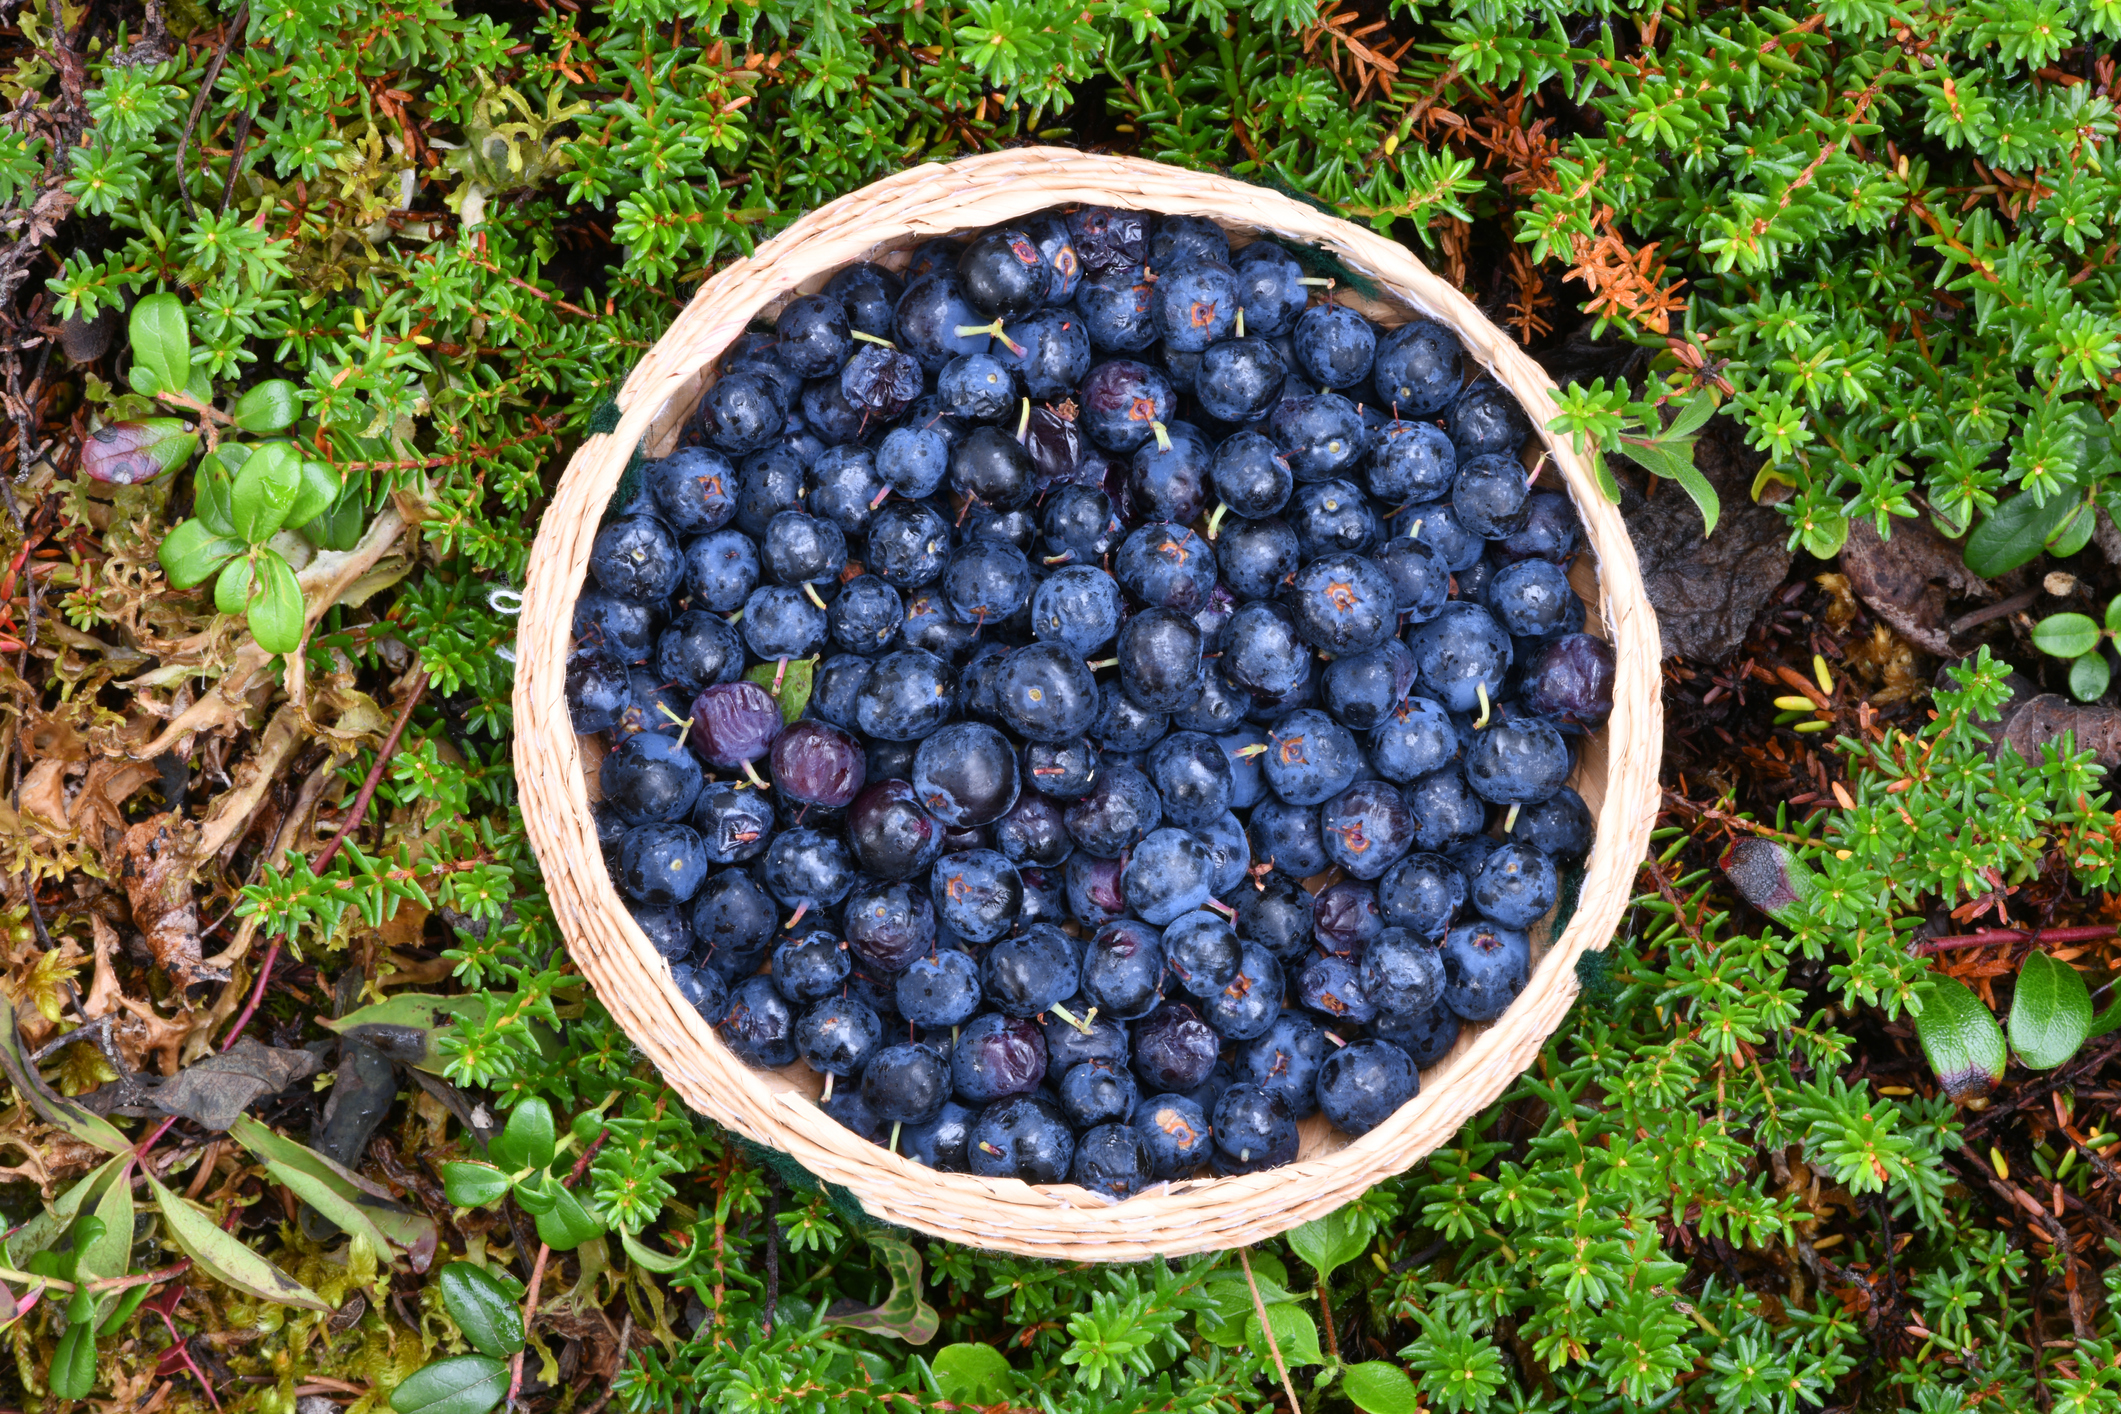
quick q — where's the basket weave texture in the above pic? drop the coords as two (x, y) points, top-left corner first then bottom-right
(513, 149), (1663, 1260)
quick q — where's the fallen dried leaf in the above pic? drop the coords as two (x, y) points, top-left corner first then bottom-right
(151, 1037), (322, 1131)
(121, 814), (227, 992)
(1839, 516), (1987, 655)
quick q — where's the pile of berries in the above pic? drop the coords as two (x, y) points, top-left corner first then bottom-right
(568, 206), (1611, 1199)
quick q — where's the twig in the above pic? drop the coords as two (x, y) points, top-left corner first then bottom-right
(174, 4), (249, 218)
(1950, 587), (2041, 636)
(154, 1305), (223, 1413)
(1238, 1248), (1302, 1414)
(1916, 925), (2117, 955)
(218, 670), (427, 1052)
(509, 1241), (552, 1410)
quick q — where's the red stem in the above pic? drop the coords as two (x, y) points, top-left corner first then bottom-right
(156, 1306), (223, 1413)
(1916, 925), (2119, 955)
(218, 671), (428, 1053)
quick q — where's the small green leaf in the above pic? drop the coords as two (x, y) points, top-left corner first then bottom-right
(230, 441), (303, 542)
(82, 419), (198, 485)
(0, 995), (132, 1155)
(489, 1097), (556, 1173)
(287, 459), (340, 528)
(1914, 974), (2008, 1104)
(52, 1316), (96, 1399)
(2072, 651), (2111, 702)
(1618, 433), (1718, 537)
(2090, 1003), (2121, 1041)
(930, 1344), (1016, 1402)
(247, 550), (306, 654)
(145, 1172), (330, 1311)
(1967, 491), (2081, 577)
(301, 482), (367, 552)
(215, 555), (257, 617)
(319, 993), (462, 1073)
(389, 1356), (510, 1414)
(2105, 596), (2121, 635)
(1798, 507), (1849, 560)
(510, 1170), (559, 1216)
(1660, 388), (1720, 441)
(2011, 951), (2093, 1070)
(2033, 613), (2102, 660)
(227, 1117), (434, 1258)
(1288, 1205), (1371, 1281)
(195, 448), (242, 537)
(743, 656), (816, 724)
(5, 1155), (126, 1267)
(265, 1156), (398, 1258)
(129, 292), (191, 398)
(1245, 1302), (1324, 1368)
(1588, 448), (1622, 505)
(1342, 1362), (1423, 1414)
(231, 379), (300, 434)
(159, 519), (242, 590)
(619, 1228), (693, 1274)
(441, 1163), (512, 1210)
(823, 1235), (939, 1345)
(531, 1185), (604, 1252)
(2052, 501), (2098, 559)
(439, 1262), (525, 1358)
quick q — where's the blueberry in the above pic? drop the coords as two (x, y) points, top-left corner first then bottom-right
(591, 514), (683, 601)
(952, 1012), (1049, 1103)
(1370, 320), (1463, 417)
(1247, 799), (1329, 877)
(1117, 608), (1204, 713)
(1291, 305), (1376, 389)
(690, 869), (777, 977)
(1440, 921), (1529, 1021)
(656, 611), (744, 698)
(1375, 537), (1450, 623)
(772, 931), (853, 1004)
(565, 645), (628, 736)
(895, 273), (990, 370)
(1452, 452), (1531, 539)
(1022, 212), (1083, 301)
(938, 352), (1017, 422)
(991, 791), (1073, 869)
(807, 446), (887, 536)
(775, 293), (851, 377)
(573, 589), (663, 663)
(1075, 267), (1160, 353)
(959, 226), (1053, 318)
(1314, 879), (1384, 956)
(1132, 1001), (1220, 1094)
(1042, 485), (1125, 564)
(1415, 602), (1513, 714)
(602, 731), (704, 825)
(1147, 731), (1234, 828)
(1316, 1038), (1416, 1136)
(854, 647), (958, 742)
(827, 576), (902, 657)
(800, 375), (871, 447)
(862, 1041), (952, 1125)
(1404, 764), (1486, 851)
(1174, 668), (1250, 737)
(1150, 215), (1230, 269)
(720, 334), (804, 414)
(1232, 870), (1316, 962)
(1372, 998), (1462, 1067)
(1445, 376), (1530, 460)
(1379, 852), (1466, 938)
(1122, 827), (1218, 925)
(1079, 359), (1177, 454)
(1368, 694), (1458, 783)
(1046, 1007), (1132, 1072)
(795, 997), (882, 1079)
(901, 589), (977, 658)
(875, 424), (953, 500)
(994, 642), (1100, 743)
(1026, 738), (1100, 799)
(995, 308), (1092, 400)
(981, 923), (1080, 1017)
(1289, 479), (1383, 561)
(1032, 565), (1123, 655)
(1221, 601), (1309, 699)
(1521, 633), (1615, 731)
(906, 238), (968, 282)
(840, 878), (935, 971)
(760, 827), (855, 915)
(1367, 420), (1455, 503)
(1319, 779), (1417, 880)
(825, 263), (904, 340)
(1471, 841), (1559, 929)
(1505, 785), (1592, 862)
(1494, 491), (1583, 564)
(1115, 523), (1218, 612)
(848, 778), (947, 880)
(1060, 1059), (1140, 1129)
(1132, 1093), (1213, 1177)
(1287, 552), (1397, 655)
(700, 372), (785, 453)
(1068, 207), (1150, 274)
(1063, 852), (1130, 928)
(670, 961), (730, 1022)
(1263, 709), (1361, 806)
(1363, 928), (1446, 1014)
(1068, 1122), (1152, 1197)
(1230, 241), (1309, 337)
(1081, 919), (1166, 1020)
(821, 1088), (883, 1142)
(1391, 500), (1483, 574)
(717, 976), (797, 1067)
(1465, 714), (1572, 805)
(1240, 1012), (1327, 1118)
(897, 949), (984, 1028)
(968, 1094), (1075, 1182)
(1323, 639), (1418, 732)
(1128, 420), (1214, 524)
(631, 901), (696, 962)
(645, 447), (740, 537)
(932, 849), (1025, 944)
(899, 1099), (975, 1171)
(1196, 337), (1288, 423)
(1269, 392), (1368, 481)
(1296, 954), (1375, 1026)
(1198, 942), (1282, 1041)
(1211, 1082), (1298, 1173)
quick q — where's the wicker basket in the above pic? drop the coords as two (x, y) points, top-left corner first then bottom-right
(514, 149), (1661, 1260)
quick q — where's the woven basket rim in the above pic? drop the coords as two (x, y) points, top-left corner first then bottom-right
(511, 148), (1663, 1260)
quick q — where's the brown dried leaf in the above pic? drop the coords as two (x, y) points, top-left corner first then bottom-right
(1838, 516), (1986, 655)
(72, 757), (161, 844)
(15, 758), (69, 828)
(150, 1037), (321, 1131)
(120, 813), (227, 991)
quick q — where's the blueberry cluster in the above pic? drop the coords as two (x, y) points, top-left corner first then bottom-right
(568, 207), (1613, 1199)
